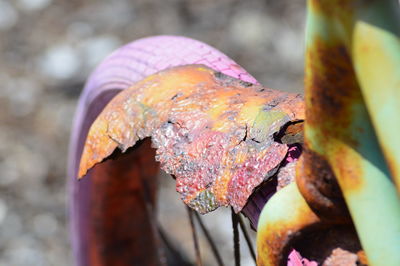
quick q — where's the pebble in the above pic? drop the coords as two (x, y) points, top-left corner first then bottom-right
(33, 213), (58, 237)
(0, 199), (8, 225)
(229, 10), (269, 47)
(0, 158), (19, 186)
(6, 78), (40, 117)
(80, 35), (121, 70)
(39, 44), (81, 80)
(17, 0), (52, 12)
(0, 0), (18, 30)
(1, 213), (22, 239)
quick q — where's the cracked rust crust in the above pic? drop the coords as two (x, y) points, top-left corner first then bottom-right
(79, 65), (304, 213)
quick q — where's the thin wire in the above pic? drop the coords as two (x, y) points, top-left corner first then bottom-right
(237, 214), (256, 262)
(187, 206), (202, 266)
(140, 177), (167, 266)
(157, 224), (192, 266)
(194, 212), (225, 266)
(231, 208), (241, 266)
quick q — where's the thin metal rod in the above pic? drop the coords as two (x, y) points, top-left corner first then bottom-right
(194, 212), (225, 266)
(157, 224), (192, 266)
(140, 177), (167, 266)
(231, 208), (240, 266)
(237, 214), (256, 262)
(187, 206), (202, 266)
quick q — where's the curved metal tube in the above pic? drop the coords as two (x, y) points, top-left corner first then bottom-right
(67, 35), (258, 265)
(300, 1), (400, 265)
(256, 183), (321, 266)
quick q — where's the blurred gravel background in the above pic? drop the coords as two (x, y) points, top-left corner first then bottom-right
(0, 0), (305, 265)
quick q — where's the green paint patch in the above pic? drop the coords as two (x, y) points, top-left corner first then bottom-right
(250, 109), (289, 143)
(188, 189), (219, 214)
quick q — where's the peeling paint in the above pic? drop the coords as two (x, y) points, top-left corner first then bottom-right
(79, 65), (304, 213)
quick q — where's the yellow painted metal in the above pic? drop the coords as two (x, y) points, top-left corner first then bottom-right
(256, 183), (320, 265)
(352, 1), (400, 192)
(301, 0), (400, 265)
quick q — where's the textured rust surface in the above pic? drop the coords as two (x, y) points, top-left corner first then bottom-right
(298, 36), (367, 219)
(296, 148), (350, 222)
(331, 144), (365, 193)
(79, 65), (304, 213)
(305, 38), (362, 146)
(259, 219), (364, 266)
(87, 138), (161, 266)
(293, 225), (365, 266)
(309, 0), (353, 20)
(277, 161), (296, 191)
(280, 122), (304, 145)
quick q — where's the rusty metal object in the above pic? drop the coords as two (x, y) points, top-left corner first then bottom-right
(256, 183), (320, 265)
(296, 149), (350, 223)
(258, 1), (400, 264)
(79, 65), (304, 214)
(86, 138), (162, 265)
(256, 183), (364, 266)
(295, 36), (358, 222)
(280, 122), (304, 145)
(352, 0), (400, 193)
(294, 0), (400, 264)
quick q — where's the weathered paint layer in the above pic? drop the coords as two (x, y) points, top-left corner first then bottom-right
(301, 1), (400, 264)
(353, 8), (400, 192)
(79, 65), (304, 213)
(257, 183), (365, 265)
(256, 183), (320, 266)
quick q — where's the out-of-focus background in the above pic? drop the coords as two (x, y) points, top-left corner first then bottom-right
(0, 0), (305, 265)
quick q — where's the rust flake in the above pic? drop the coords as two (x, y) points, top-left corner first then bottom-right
(79, 65), (304, 213)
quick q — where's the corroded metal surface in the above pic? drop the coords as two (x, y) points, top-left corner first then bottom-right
(256, 183), (364, 266)
(296, 0), (400, 264)
(79, 65), (304, 213)
(69, 36), (260, 266)
(296, 149), (350, 223)
(256, 183), (320, 266)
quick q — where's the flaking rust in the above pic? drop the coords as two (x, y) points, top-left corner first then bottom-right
(79, 65), (304, 214)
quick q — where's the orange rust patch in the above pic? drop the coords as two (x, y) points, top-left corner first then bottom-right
(79, 65), (304, 213)
(301, 35), (368, 209)
(296, 145), (351, 222)
(309, 0), (354, 19)
(285, 123), (303, 136)
(332, 145), (364, 192)
(357, 250), (369, 265)
(257, 184), (363, 265)
(305, 37), (363, 147)
(280, 122), (304, 144)
(257, 185), (321, 265)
